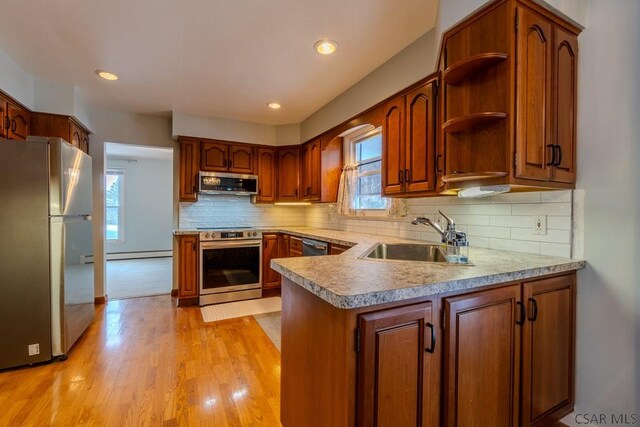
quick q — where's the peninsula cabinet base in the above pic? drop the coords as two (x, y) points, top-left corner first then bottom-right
(280, 271), (577, 427)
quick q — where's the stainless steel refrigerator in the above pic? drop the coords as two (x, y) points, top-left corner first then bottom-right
(0, 137), (94, 370)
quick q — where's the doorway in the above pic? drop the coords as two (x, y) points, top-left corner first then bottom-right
(104, 143), (173, 299)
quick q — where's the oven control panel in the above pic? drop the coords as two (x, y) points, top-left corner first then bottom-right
(199, 229), (262, 241)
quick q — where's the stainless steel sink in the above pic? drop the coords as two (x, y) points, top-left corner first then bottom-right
(360, 243), (472, 265)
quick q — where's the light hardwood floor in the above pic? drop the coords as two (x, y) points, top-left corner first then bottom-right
(0, 296), (282, 426)
(106, 258), (172, 300)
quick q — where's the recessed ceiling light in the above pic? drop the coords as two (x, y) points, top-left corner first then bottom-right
(314, 39), (338, 55)
(267, 102), (281, 110)
(95, 70), (118, 81)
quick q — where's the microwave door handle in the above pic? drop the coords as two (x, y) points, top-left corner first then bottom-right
(201, 241), (261, 249)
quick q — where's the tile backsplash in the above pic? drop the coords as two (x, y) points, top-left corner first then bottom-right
(179, 196), (306, 229)
(305, 190), (574, 258)
(179, 190), (574, 258)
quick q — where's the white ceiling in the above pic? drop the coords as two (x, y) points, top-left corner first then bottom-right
(106, 143), (173, 161)
(0, 0), (437, 125)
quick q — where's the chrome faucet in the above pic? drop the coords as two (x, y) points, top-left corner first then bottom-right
(412, 210), (469, 248)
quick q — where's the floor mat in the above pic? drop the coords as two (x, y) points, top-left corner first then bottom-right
(201, 297), (281, 322)
(254, 312), (281, 351)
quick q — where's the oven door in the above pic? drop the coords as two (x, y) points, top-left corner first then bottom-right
(199, 240), (262, 295)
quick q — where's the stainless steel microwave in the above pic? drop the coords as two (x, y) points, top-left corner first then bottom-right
(198, 171), (258, 195)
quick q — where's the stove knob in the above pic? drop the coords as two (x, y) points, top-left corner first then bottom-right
(205, 232), (210, 239)
(252, 231), (258, 237)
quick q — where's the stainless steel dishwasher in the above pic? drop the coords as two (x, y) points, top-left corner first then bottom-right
(301, 238), (328, 256)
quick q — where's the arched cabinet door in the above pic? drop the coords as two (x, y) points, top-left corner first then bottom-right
(405, 80), (436, 193)
(515, 8), (553, 182)
(7, 103), (30, 141)
(200, 141), (228, 171)
(381, 96), (405, 195)
(228, 144), (254, 174)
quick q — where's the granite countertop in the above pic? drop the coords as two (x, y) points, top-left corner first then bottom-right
(173, 226), (586, 309)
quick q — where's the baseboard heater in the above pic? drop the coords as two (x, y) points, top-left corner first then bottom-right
(81, 250), (173, 264)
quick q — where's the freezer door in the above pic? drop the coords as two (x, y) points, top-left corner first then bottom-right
(50, 216), (95, 356)
(0, 139), (52, 369)
(49, 138), (93, 216)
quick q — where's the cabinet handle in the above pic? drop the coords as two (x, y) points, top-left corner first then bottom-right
(295, 188), (298, 197)
(436, 154), (443, 173)
(11, 119), (16, 132)
(554, 145), (562, 167)
(4, 116), (9, 129)
(229, 158), (232, 168)
(192, 184), (196, 194)
(398, 170), (404, 184)
(516, 301), (526, 325)
(404, 169), (410, 183)
(528, 298), (538, 322)
(425, 322), (436, 353)
(546, 144), (556, 166)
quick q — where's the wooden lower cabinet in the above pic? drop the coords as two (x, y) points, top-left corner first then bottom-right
(357, 302), (438, 427)
(443, 284), (522, 427)
(262, 233), (281, 289)
(329, 243), (350, 255)
(176, 235), (199, 304)
(281, 271), (577, 427)
(521, 274), (575, 426)
(289, 236), (302, 257)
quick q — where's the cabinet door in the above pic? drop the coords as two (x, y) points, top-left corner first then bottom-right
(0, 100), (7, 139)
(552, 28), (578, 184)
(69, 121), (82, 148)
(179, 139), (200, 202)
(289, 236), (302, 257)
(229, 144), (254, 174)
(262, 234), (281, 289)
(405, 81), (436, 193)
(7, 103), (30, 141)
(515, 8), (553, 182)
(381, 96), (405, 195)
(329, 243), (350, 255)
(277, 147), (300, 201)
(80, 132), (90, 154)
(177, 235), (198, 298)
(256, 147), (276, 202)
(443, 285), (522, 427)
(521, 274), (575, 427)
(300, 143), (311, 198)
(307, 138), (321, 200)
(200, 141), (228, 171)
(357, 302), (436, 427)
(279, 234), (290, 258)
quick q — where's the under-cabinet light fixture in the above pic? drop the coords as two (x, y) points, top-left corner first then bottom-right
(458, 185), (510, 198)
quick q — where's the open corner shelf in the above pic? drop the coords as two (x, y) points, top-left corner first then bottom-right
(443, 52), (509, 85)
(441, 171), (508, 183)
(442, 112), (507, 134)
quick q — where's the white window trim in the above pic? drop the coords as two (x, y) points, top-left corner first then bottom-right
(343, 126), (387, 216)
(105, 168), (125, 243)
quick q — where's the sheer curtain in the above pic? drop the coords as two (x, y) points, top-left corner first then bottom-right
(336, 164), (358, 215)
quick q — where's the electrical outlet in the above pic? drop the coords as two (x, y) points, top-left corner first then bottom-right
(28, 343), (40, 356)
(534, 215), (547, 235)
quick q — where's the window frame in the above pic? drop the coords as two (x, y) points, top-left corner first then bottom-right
(347, 127), (387, 213)
(105, 168), (125, 243)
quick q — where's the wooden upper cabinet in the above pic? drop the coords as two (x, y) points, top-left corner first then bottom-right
(176, 235), (199, 299)
(229, 144), (254, 173)
(443, 285), (522, 427)
(301, 138), (321, 201)
(7, 102), (30, 141)
(357, 302), (437, 427)
(179, 138), (200, 202)
(381, 96), (405, 195)
(80, 131), (90, 154)
(69, 121), (82, 149)
(405, 80), (437, 193)
(515, 7), (554, 182)
(521, 274), (575, 427)
(256, 147), (276, 203)
(262, 234), (281, 289)
(277, 147), (300, 201)
(0, 98), (7, 139)
(552, 27), (578, 184)
(200, 141), (229, 171)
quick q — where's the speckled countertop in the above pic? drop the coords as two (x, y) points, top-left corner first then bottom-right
(173, 227), (585, 309)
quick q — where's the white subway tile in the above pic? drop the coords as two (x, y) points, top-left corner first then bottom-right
(547, 216), (571, 230)
(468, 204), (512, 215)
(466, 225), (511, 239)
(489, 215), (533, 228)
(489, 239), (540, 254)
(490, 192), (541, 204)
(511, 203), (571, 216)
(511, 228), (571, 244)
(539, 243), (571, 258)
(541, 190), (572, 203)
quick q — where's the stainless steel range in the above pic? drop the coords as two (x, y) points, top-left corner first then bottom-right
(198, 227), (262, 306)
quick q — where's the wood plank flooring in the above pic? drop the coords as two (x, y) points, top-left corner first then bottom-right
(107, 258), (172, 300)
(0, 296), (282, 426)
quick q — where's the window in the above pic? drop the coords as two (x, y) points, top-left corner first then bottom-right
(105, 168), (124, 241)
(351, 128), (386, 210)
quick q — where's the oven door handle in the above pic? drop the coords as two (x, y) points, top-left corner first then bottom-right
(200, 240), (262, 249)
